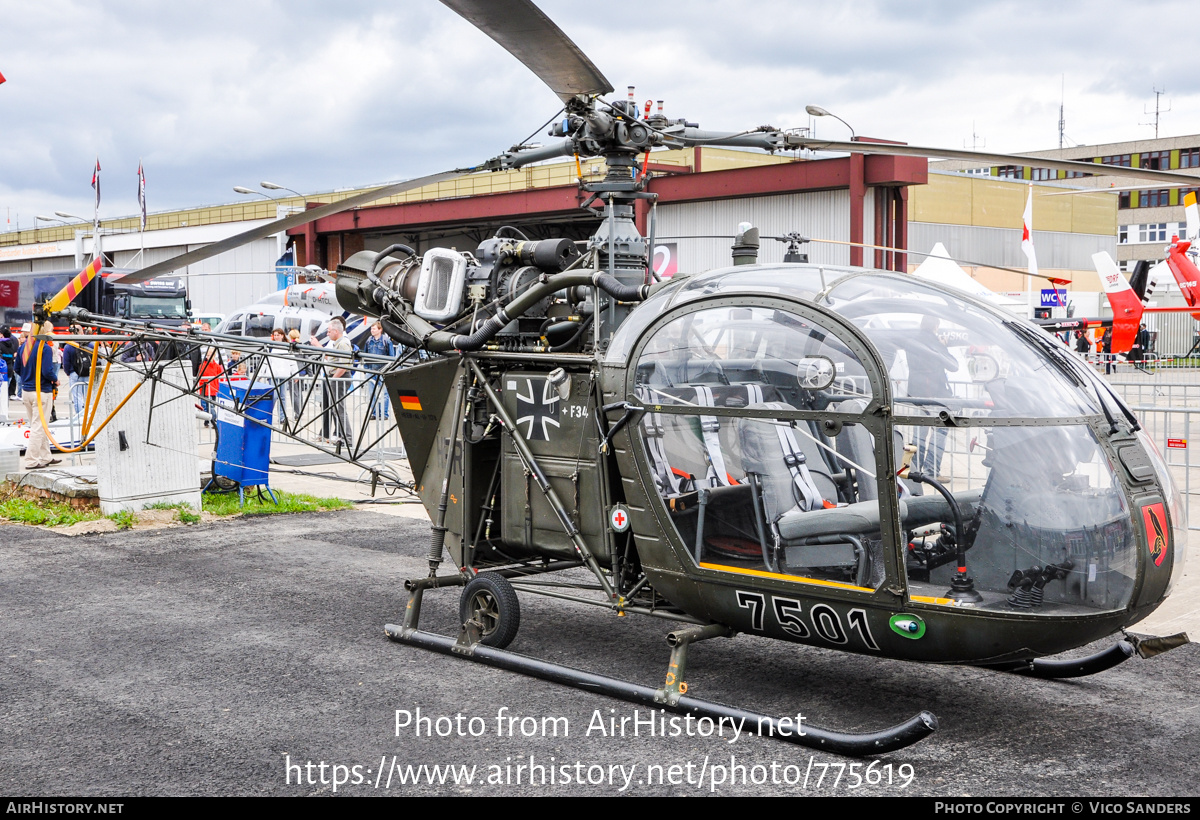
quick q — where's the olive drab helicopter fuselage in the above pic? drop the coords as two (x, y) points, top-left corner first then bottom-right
(39, 0), (1194, 756)
(360, 256), (1185, 667)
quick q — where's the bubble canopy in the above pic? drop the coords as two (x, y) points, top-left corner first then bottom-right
(612, 265), (1152, 616)
(609, 266), (1103, 420)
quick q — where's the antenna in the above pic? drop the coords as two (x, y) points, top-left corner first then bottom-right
(1142, 87), (1171, 138)
(1058, 75), (1065, 151)
(964, 121), (986, 150)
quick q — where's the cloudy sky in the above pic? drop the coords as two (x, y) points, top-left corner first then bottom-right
(2, 0), (1198, 231)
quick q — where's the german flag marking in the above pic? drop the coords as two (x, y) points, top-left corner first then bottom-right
(397, 390), (422, 412)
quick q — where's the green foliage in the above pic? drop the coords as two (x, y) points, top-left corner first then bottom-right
(201, 491), (352, 517)
(109, 509), (137, 530)
(145, 500), (202, 525)
(0, 496), (102, 528)
(0, 483), (349, 529)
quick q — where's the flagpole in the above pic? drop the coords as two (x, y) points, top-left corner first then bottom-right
(91, 158), (101, 264)
(138, 161), (145, 267)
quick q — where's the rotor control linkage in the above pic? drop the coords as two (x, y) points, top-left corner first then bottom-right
(906, 469), (982, 604)
(384, 624), (938, 757)
(1005, 561), (1074, 609)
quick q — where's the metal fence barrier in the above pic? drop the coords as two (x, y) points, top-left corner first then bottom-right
(196, 373), (405, 457)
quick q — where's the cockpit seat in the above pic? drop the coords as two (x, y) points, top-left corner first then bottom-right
(776, 488), (983, 542)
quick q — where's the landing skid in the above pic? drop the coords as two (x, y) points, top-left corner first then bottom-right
(1005, 631), (1188, 679)
(385, 580), (938, 757)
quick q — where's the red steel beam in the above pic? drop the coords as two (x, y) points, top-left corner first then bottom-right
(291, 186), (587, 237)
(288, 155), (926, 240)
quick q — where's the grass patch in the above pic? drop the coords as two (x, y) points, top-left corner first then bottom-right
(0, 487), (349, 529)
(0, 496), (103, 528)
(201, 490), (351, 517)
(145, 500), (203, 525)
(109, 509), (137, 530)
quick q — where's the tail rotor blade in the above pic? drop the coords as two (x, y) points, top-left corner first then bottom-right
(440, 0), (613, 101)
(1185, 191), (1199, 242)
(45, 256), (103, 314)
(121, 168), (471, 284)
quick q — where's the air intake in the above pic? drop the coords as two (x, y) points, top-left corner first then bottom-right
(414, 248), (467, 322)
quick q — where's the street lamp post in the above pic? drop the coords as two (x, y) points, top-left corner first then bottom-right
(54, 211), (100, 267)
(260, 181), (307, 203)
(233, 186), (273, 201)
(805, 105), (857, 141)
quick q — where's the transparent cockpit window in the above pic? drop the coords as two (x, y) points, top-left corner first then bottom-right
(894, 421), (1135, 614)
(640, 408), (886, 591)
(633, 305), (872, 412)
(606, 266), (860, 365)
(823, 274), (1099, 418)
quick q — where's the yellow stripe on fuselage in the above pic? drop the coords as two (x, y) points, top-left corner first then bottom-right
(698, 562), (875, 593)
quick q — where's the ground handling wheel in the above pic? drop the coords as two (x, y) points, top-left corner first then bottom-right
(459, 573), (521, 649)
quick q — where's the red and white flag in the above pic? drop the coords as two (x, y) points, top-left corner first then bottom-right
(137, 162), (147, 231)
(1021, 183), (1039, 279)
(91, 158), (101, 212)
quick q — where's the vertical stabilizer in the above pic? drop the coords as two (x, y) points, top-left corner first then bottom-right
(1094, 251), (1142, 353)
(1184, 191), (1199, 242)
(1164, 237), (1200, 320)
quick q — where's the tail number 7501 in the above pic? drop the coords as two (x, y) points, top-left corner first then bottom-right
(734, 590), (879, 651)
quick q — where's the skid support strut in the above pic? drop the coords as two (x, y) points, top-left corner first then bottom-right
(385, 621), (937, 756)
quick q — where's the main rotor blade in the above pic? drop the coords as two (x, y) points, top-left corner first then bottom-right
(440, 0), (613, 101)
(791, 137), (1200, 187)
(122, 168), (469, 284)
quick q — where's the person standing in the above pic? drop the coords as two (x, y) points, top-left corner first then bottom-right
(18, 322), (60, 469)
(310, 317), (353, 446)
(60, 325), (88, 418)
(363, 320), (395, 420)
(0, 327), (17, 400)
(267, 328), (298, 428)
(286, 328), (305, 422)
(15, 323), (31, 398)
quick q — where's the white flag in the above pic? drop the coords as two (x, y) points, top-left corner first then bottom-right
(1021, 183), (1039, 279)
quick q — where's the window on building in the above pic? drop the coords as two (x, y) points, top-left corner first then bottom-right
(1101, 154), (1132, 167)
(1141, 151), (1171, 171)
(1138, 223), (1168, 243)
(1180, 149), (1200, 169)
(1063, 167), (1092, 178)
(1118, 225), (1129, 244)
(1140, 189), (1170, 208)
(996, 165), (1023, 179)
(1119, 191), (1131, 209)
(1030, 167), (1055, 181)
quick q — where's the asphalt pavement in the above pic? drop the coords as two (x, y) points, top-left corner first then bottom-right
(1, 509), (1197, 797)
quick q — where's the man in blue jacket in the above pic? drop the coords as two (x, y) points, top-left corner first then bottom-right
(18, 322), (60, 469)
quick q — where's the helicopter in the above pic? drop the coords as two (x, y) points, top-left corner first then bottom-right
(33, 0), (1198, 757)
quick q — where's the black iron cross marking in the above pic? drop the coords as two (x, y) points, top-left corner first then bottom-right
(513, 376), (560, 441)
